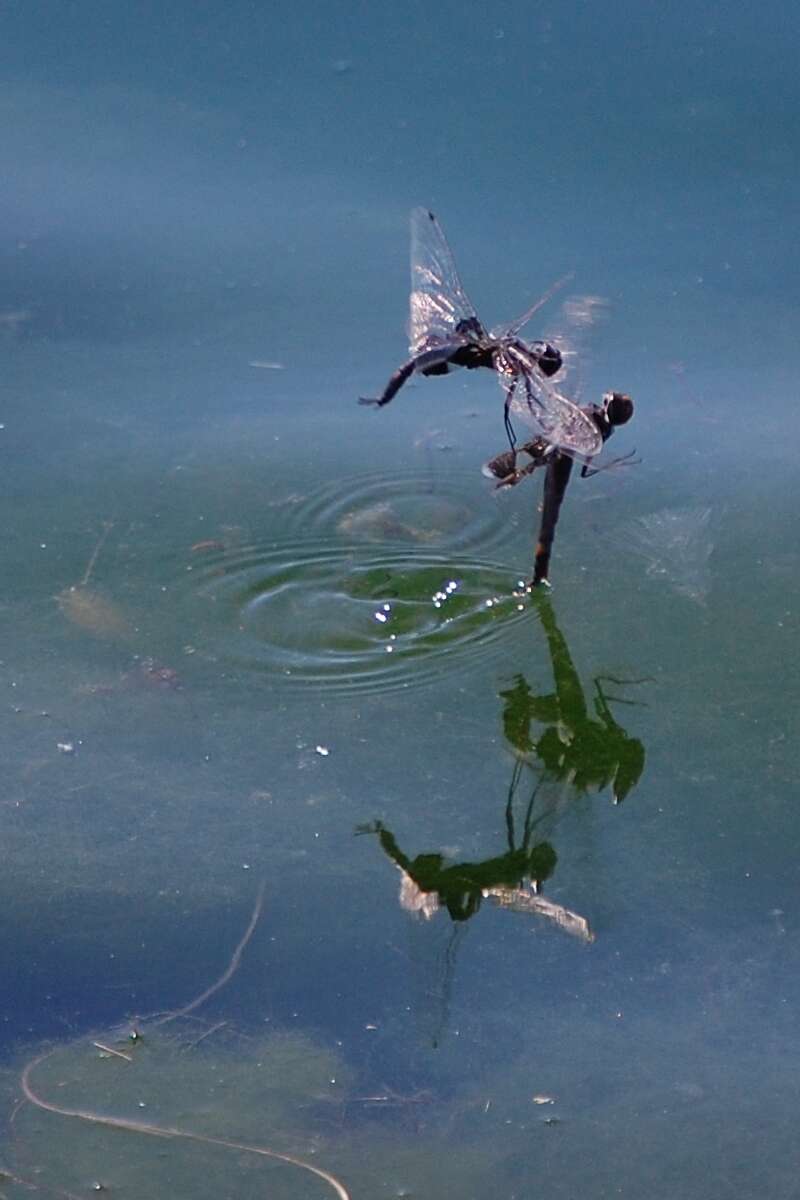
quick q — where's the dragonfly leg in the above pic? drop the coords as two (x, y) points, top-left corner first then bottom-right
(580, 448), (640, 478)
(503, 383), (518, 451)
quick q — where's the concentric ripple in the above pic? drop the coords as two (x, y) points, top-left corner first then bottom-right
(187, 539), (532, 694)
(281, 468), (514, 555)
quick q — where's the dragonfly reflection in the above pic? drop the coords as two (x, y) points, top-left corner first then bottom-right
(361, 593), (645, 927)
(500, 591), (646, 803)
(357, 768), (576, 1048)
(359, 595), (647, 1045)
(359, 794), (558, 925)
(361, 208), (609, 456)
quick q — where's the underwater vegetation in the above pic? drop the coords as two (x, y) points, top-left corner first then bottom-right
(3, 888), (353, 1200)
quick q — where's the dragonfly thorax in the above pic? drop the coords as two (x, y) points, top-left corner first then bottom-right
(496, 338), (563, 381)
(446, 341), (495, 371)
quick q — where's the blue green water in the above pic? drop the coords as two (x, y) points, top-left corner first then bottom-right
(1, 2), (799, 1196)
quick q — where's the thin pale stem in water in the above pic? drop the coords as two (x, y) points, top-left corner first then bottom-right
(80, 521), (115, 588)
(20, 1057), (351, 1200)
(17, 882), (352, 1200)
(151, 879), (266, 1028)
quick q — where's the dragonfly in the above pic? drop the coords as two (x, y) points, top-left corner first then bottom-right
(360, 207), (604, 456)
(484, 390), (634, 486)
(483, 390), (636, 587)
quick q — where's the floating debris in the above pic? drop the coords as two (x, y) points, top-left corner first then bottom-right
(337, 501), (434, 543)
(57, 522), (131, 639)
(130, 658), (182, 690)
(58, 585), (131, 638)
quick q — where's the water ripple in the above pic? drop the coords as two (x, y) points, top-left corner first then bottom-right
(185, 539), (530, 694)
(280, 468), (513, 555)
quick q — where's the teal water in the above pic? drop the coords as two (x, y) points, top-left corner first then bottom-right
(2, 3), (799, 1196)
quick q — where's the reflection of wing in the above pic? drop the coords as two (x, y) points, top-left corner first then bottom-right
(608, 506), (714, 606)
(505, 361), (603, 459)
(408, 208), (482, 356)
(490, 273), (574, 341)
(484, 886), (594, 941)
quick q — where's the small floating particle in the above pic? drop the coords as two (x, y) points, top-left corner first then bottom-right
(532, 1095), (555, 1105)
(57, 741), (75, 755)
(190, 539), (226, 554)
(315, 745), (330, 757)
(249, 360), (285, 370)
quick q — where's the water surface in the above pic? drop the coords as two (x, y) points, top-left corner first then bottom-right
(1, 3), (799, 1196)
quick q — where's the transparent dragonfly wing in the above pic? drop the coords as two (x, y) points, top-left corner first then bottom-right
(541, 293), (610, 396)
(408, 207), (483, 356)
(489, 273), (574, 341)
(502, 353), (603, 459)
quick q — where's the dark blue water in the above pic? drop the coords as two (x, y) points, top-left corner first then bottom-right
(2, 3), (799, 1196)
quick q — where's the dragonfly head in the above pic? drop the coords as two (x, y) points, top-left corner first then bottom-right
(529, 341), (563, 378)
(602, 392), (634, 427)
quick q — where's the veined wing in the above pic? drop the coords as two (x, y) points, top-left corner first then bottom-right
(408, 207), (483, 356)
(542, 293), (610, 395)
(505, 357), (603, 458)
(490, 273), (574, 341)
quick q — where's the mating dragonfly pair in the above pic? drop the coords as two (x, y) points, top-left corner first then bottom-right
(360, 208), (635, 583)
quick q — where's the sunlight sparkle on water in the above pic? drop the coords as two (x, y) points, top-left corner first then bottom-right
(431, 579), (460, 609)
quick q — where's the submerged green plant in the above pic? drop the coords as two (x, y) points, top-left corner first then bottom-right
(6, 885), (353, 1200)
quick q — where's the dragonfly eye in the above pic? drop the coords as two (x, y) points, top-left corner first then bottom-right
(531, 341), (562, 378)
(603, 392), (634, 426)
